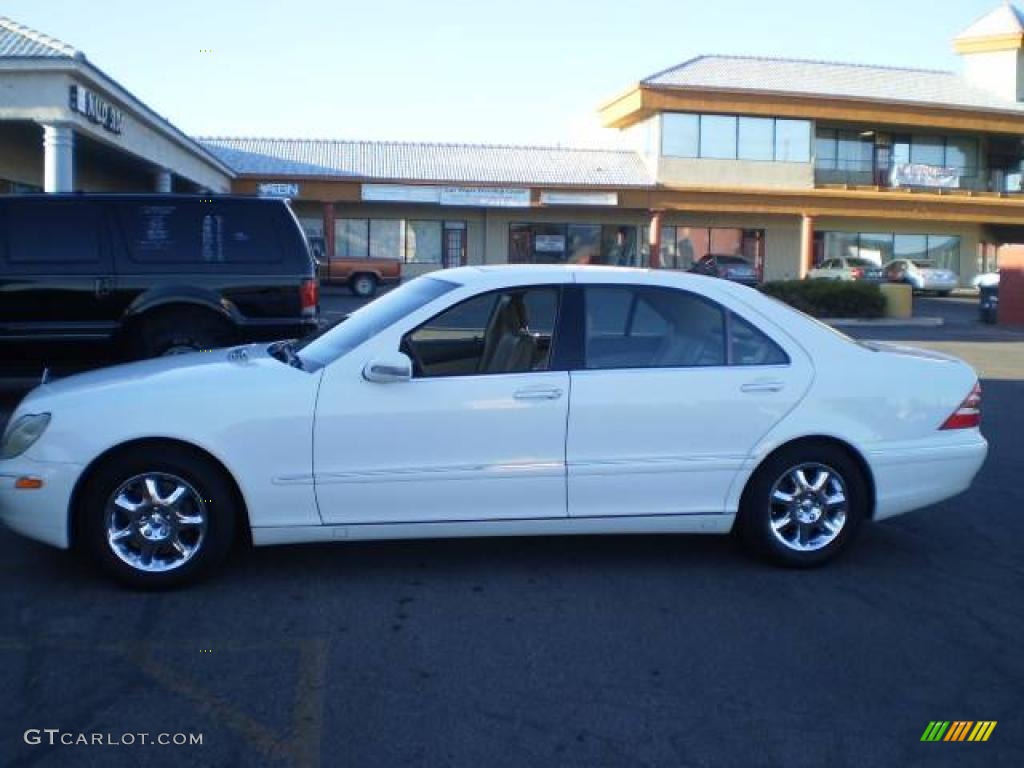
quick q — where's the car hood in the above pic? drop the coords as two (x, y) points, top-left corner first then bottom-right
(24, 345), (272, 401)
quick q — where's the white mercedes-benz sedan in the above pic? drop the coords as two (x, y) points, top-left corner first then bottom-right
(0, 266), (987, 587)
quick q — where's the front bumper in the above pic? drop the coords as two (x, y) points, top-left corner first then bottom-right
(0, 457), (83, 549)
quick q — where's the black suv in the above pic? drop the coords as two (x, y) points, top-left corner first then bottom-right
(0, 194), (319, 359)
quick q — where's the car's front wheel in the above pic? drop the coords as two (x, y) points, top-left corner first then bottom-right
(736, 442), (867, 567)
(78, 446), (238, 588)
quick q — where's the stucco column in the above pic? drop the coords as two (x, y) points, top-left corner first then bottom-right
(154, 168), (173, 193)
(323, 202), (336, 260)
(799, 214), (816, 279)
(42, 123), (74, 193)
(648, 210), (663, 269)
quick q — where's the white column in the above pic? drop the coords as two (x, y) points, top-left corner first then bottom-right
(154, 168), (173, 193)
(42, 123), (75, 193)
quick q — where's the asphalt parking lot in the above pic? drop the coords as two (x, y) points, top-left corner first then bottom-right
(1, 291), (1022, 767)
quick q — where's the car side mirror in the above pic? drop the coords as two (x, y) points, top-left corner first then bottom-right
(363, 352), (413, 383)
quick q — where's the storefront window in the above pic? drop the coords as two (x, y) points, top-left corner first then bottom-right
(508, 223), (637, 265)
(337, 218), (369, 259)
(406, 220), (442, 263)
(857, 233), (893, 265)
(821, 231), (961, 272)
(335, 217), (460, 263)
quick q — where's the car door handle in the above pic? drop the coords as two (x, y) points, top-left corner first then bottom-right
(740, 379), (785, 393)
(514, 387), (563, 401)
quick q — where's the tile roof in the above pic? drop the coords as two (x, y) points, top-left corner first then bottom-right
(0, 16), (79, 58)
(200, 138), (653, 186)
(956, 3), (1024, 40)
(642, 55), (1024, 114)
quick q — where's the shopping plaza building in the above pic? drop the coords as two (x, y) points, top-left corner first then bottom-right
(5, 5), (1024, 285)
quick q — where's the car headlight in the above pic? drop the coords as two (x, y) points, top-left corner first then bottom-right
(1, 413), (51, 460)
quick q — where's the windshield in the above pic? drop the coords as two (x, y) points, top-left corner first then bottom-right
(295, 276), (459, 370)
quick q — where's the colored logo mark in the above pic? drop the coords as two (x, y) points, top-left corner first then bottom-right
(920, 721), (996, 742)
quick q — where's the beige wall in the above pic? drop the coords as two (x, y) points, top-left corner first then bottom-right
(657, 157), (815, 189)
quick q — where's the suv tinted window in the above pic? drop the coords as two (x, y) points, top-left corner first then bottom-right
(116, 202), (282, 268)
(4, 200), (102, 272)
(584, 286), (726, 369)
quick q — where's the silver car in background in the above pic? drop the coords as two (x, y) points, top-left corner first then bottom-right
(884, 259), (959, 295)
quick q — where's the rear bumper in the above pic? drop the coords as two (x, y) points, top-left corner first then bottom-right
(0, 457), (82, 549)
(867, 433), (988, 521)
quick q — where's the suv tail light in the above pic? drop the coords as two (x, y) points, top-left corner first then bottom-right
(300, 278), (319, 316)
(940, 382), (982, 430)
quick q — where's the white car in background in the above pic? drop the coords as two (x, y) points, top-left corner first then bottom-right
(0, 266), (987, 587)
(883, 259), (960, 295)
(807, 257), (885, 282)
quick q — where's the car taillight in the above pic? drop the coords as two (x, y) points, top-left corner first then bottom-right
(300, 278), (319, 316)
(851, 268), (864, 279)
(940, 382), (982, 430)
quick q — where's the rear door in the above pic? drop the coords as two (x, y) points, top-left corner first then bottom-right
(0, 198), (116, 342)
(566, 281), (814, 518)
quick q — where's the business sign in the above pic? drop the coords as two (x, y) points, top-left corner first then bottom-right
(257, 182), (300, 199)
(362, 184), (531, 208)
(69, 84), (123, 135)
(439, 186), (530, 207)
(534, 234), (566, 253)
(890, 164), (960, 190)
(540, 190), (618, 206)
(362, 184), (442, 204)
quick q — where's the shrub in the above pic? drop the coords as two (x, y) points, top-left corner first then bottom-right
(759, 280), (886, 319)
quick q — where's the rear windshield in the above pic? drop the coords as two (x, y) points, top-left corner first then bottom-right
(847, 258), (878, 267)
(296, 276), (459, 369)
(115, 200), (289, 269)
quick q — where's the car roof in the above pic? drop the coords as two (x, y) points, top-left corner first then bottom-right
(431, 264), (735, 291)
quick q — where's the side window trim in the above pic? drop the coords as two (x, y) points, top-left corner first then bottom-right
(727, 309), (792, 367)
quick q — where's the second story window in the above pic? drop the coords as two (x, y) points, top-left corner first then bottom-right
(661, 113), (811, 163)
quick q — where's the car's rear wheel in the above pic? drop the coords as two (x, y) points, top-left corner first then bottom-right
(350, 273), (378, 298)
(79, 446), (237, 588)
(736, 442), (867, 567)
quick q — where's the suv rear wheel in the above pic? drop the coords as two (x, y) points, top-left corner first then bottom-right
(130, 308), (236, 358)
(350, 273), (378, 298)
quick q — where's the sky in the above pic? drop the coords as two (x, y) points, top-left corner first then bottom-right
(1, 0), (1011, 147)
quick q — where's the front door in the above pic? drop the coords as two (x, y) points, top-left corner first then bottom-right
(313, 284), (569, 525)
(567, 283), (813, 518)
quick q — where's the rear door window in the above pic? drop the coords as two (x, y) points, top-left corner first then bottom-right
(116, 201), (283, 270)
(3, 200), (105, 274)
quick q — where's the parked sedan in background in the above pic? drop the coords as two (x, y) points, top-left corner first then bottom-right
(0, 266), (986, 588)
(883, 259), (959, 295)
(688, 254), (759, 286)
(807, 257), (885, 282)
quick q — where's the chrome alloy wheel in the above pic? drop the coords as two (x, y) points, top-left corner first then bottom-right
(104, 473), (208, 573)
(768, 463), (848, 552)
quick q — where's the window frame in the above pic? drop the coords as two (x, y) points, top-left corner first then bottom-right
(661, 112), (811, 163)
(400, 284), (569, 379)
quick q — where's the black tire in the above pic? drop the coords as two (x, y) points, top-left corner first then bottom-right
(350, 273), (378, 298)
(78, 445), (238, 589)
(130, 308), (236, 359)
(735, 441), (868, 567)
